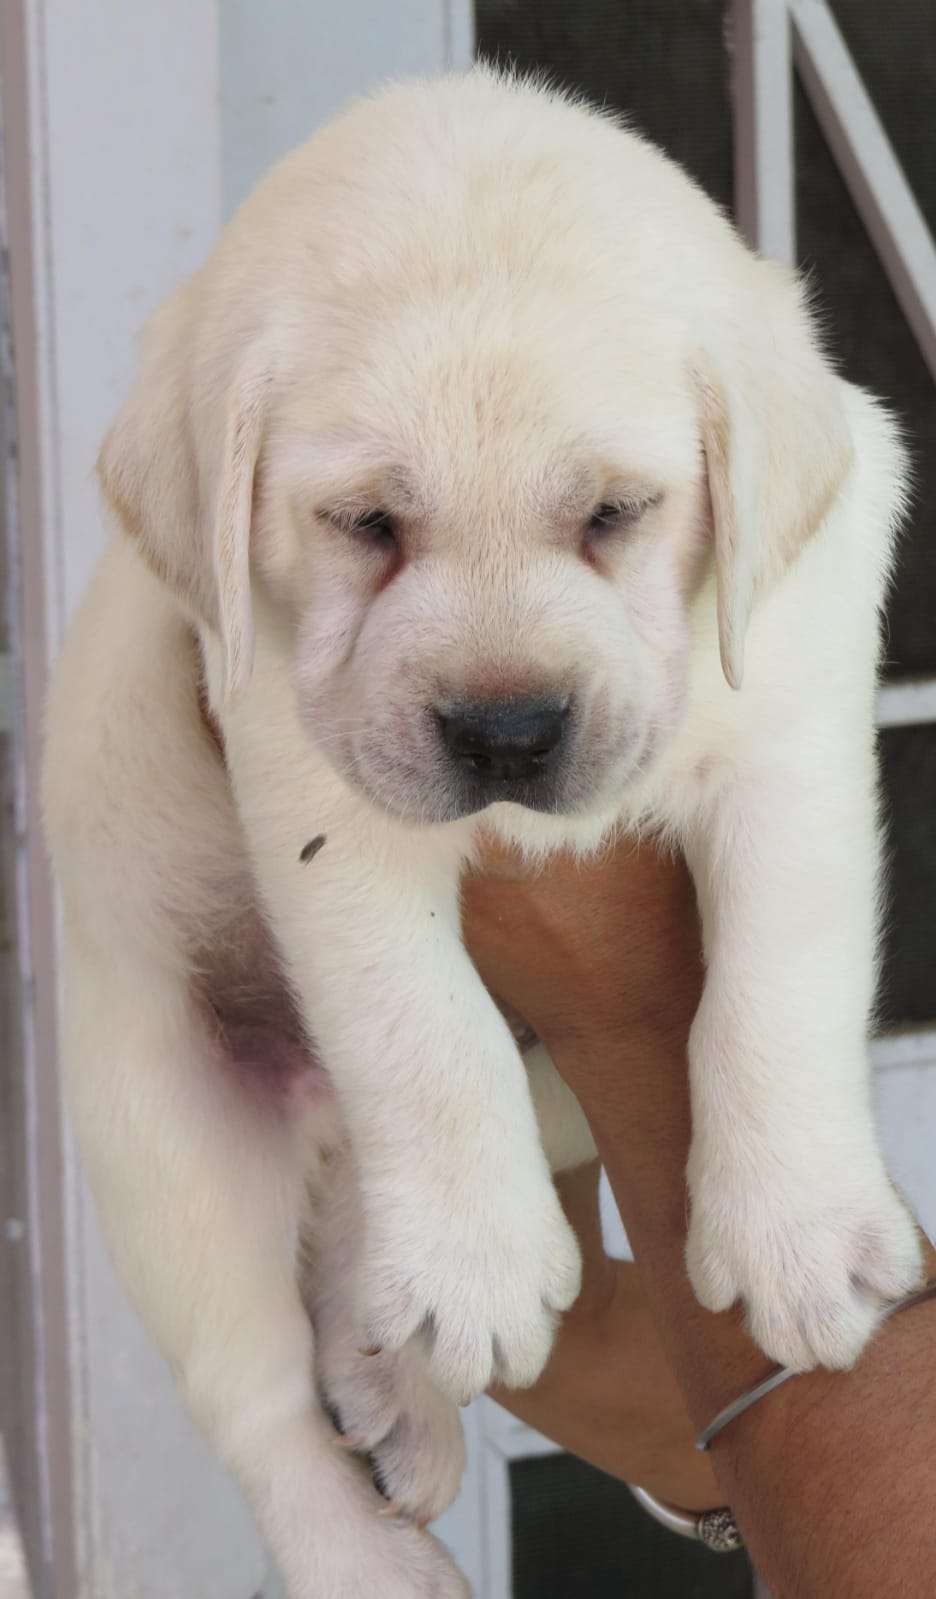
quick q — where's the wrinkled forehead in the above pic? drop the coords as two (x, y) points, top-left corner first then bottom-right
(273, 290), (700, 524)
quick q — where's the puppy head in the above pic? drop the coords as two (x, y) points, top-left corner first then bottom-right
(250, 290), (705, 826)
(99, 71), (852, 827)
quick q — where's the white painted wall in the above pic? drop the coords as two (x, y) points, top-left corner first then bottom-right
(221, 0), (473, 216)
(40, 2), (223, 625)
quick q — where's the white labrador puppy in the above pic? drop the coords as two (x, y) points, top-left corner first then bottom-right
(44, 68), (922, 1598)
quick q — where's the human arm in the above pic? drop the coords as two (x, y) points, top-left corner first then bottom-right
(463, 839), (936, 1598)
(490, 1159), (721, 1511)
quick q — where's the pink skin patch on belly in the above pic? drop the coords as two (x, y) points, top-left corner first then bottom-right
(206, 983), (537, 1125)
(214, 1020), (335, 1115)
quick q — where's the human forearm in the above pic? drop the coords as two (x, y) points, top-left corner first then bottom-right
(557, 1027), (936, 1599)
(488, 1162), (719, 1508)
(463, 841), (936, 1594)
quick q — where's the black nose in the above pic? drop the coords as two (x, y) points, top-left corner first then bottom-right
(436, 696), (569, 783)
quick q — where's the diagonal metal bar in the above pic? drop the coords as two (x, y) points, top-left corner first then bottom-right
(791, 0), (936, 386)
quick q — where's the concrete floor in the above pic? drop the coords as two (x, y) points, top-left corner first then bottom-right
(0, 1442), (30, 1599)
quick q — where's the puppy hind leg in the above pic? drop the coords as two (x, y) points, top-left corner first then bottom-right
(308, 1149), (466, 1527)
(64, 948), (468, 1599)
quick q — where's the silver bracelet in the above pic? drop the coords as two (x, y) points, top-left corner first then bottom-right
(697, 1279), (936, 1452)
(628, 1485), (744, 1553)
(629, 1278), (936, 1554)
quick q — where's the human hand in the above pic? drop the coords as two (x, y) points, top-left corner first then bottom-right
(462, 832), (703, 1066)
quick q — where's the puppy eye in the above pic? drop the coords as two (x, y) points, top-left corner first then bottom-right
(585, 494), (661, 541)
(346, 508), (398, 549)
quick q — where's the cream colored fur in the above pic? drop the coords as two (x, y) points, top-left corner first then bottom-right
(43, 68), (922, 1598)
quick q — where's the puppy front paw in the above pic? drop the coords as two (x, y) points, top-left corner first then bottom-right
(686, 1150), (924, 1371)
(357, 1174), (581, 1405)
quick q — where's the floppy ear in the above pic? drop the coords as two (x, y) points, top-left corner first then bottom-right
(97, 287), (267, 699)
(694, 264), (853, 689)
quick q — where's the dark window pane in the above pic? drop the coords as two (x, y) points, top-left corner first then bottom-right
(879, 723), (936, 1027)
(474, 0), (733, 210)
(510, 1453), (754, 1599)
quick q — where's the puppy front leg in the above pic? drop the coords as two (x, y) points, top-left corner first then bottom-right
(63, 944), (467, 1599)
(683, 755), (923, 1371)
(235, 795), (581, 1405)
